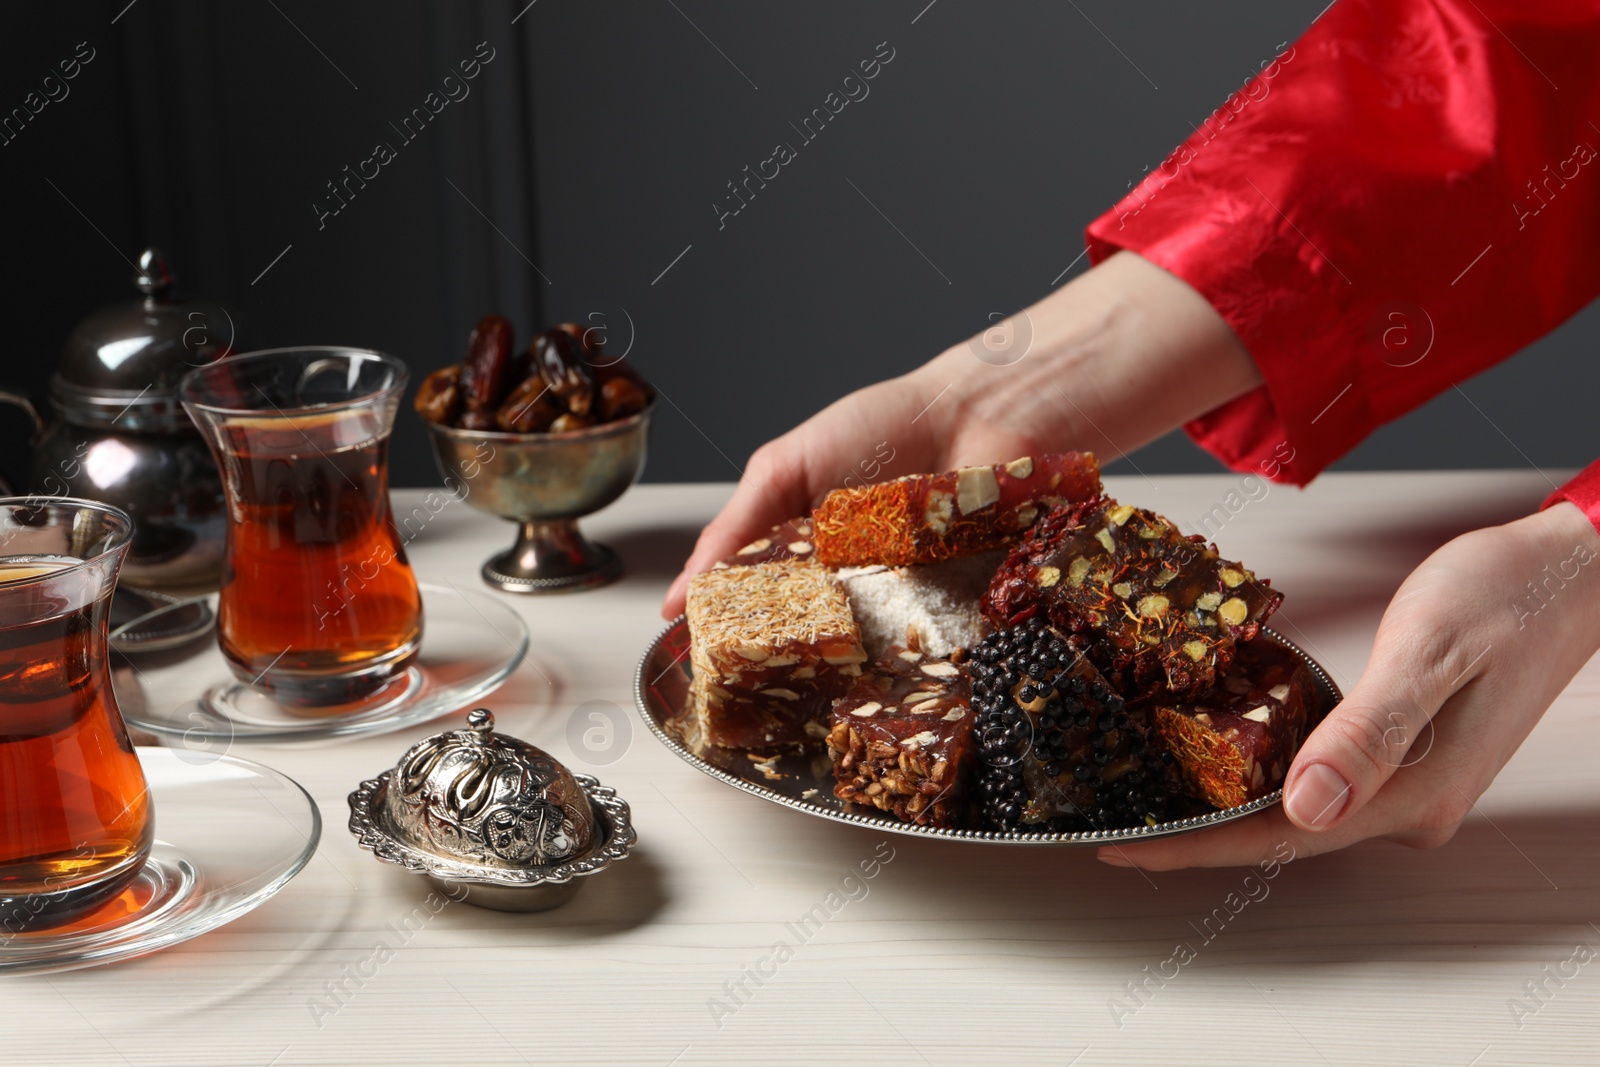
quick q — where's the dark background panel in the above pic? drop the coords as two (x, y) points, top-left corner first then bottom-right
(1, 1), (1594, 491)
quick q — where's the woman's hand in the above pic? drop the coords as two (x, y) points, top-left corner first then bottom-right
(658, 370), (1047, 617)
(662, 252), (1260, 617)
(1100, 500), (1600, 870)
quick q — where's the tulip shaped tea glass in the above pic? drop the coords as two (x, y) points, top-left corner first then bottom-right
(180, 348), (422, 708)
(0, 498), (153, 929)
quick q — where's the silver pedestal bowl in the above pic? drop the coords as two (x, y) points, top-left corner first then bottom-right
(420, 403), (654, 593)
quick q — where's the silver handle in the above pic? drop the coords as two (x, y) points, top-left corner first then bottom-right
(0, 388), (45, 443)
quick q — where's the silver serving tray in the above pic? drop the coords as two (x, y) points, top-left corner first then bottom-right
(634, 617), (1341, 845)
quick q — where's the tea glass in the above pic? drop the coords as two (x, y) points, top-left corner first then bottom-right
(179, 348), (422, 708)
(0, 498), (152, 930)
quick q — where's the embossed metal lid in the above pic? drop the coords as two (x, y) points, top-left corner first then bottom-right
(349, 709), (635, 911)
(388, 707), (597, 867)
(51, 248), (235, 431)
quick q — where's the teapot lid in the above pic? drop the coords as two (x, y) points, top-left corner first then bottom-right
(50, 249), (234, 431)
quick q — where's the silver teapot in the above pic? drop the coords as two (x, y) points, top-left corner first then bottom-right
(0, 249), (230, 590)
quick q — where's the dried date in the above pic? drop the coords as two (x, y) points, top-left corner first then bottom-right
(424, 316), (652, 437)
(599, 376), (649, 420)
(532, 329), (596, 417)
(457, 314), (516, 416)
(549, 412), (595, 433)
(555, 320), (602, 361)
(496, 376), (562, 433)
(413, 366), (462, 425)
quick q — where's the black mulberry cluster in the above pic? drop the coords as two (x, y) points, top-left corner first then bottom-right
(969, 617), (1182, 832)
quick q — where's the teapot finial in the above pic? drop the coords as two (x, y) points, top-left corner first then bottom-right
(134, 248), (174, 298)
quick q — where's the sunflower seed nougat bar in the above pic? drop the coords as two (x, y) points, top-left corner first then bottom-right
(685, 560), (867, 753)
(724, 520), (998, 661)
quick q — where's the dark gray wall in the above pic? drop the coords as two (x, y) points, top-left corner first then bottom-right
(3, 1), (1595, 490)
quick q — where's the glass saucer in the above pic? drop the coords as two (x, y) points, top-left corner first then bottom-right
(108, 587), (215, 655)
(0, 748), (319, 976)
(120, 582), (529, 744)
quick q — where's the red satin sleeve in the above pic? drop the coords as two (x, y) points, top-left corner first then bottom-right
(1543, 460), (1600, 531)
(1085, 0), (1600, 491)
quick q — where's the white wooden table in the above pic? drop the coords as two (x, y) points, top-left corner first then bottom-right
(12, 474), (1600, 1067)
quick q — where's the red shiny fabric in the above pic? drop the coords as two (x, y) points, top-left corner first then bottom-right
(1085, 0), (1600, 516)
(1544, 460), (1600, 528)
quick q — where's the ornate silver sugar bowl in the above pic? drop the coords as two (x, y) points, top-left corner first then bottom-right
(349, 709), (635, 911)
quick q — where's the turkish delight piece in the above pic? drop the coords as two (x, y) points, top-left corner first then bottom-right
(837, 550), (1002, 660)
(827, 647), (976, 828)
(982, 500), (1282, 699)
(812, 453), (1102, 568)
(685, 560), (866, 752)
(969, 618), (1184, 832)
(715, 518), (817, 568)
(1154, 638), (1319, 809)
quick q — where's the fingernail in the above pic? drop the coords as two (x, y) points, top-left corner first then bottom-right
(1286, 763), (1352, 829)
(1097, 851), (1134, 868)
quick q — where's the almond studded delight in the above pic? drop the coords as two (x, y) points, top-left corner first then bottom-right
(812, 453), (1102, 568)
(1153, 638), (1316, 809)
(982, 500), (1282, 700)
(827, 646), (976, 829)
(714, 519), (818, 568)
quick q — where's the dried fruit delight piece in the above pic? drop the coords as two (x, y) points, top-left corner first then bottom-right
(714, 519), (818, 568)
(812, 453), (1102, 568)
(983, 501), (1282, 699)
(1154, 639), (1319, 809)
(970, 618), (1183, 832)
(685, 560), (867, 752)
(828, 646), (976, 828)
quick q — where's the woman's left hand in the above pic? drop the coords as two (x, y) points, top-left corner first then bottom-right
(1100, 500), (1600, 870)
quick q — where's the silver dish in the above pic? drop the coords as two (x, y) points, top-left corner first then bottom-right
(634, 617), (1342, 845)
(420, 402), (654, 594)
(349, 775), (635, 911)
